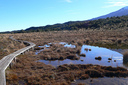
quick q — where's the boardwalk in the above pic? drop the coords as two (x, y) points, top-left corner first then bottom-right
(0, 36), (36, 85)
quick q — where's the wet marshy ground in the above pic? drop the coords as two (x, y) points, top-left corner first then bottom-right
(6, 44), (128, 85)
(5, 30), (128, 85)
(35, 42), (125, 68)
(5, 41), (128, 85)
(33, 42), (128, 85)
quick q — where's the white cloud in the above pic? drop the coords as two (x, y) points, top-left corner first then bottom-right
(65, 0), (72, 3)
(104, 0), (128, 8)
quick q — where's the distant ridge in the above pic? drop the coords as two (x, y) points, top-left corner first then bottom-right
(1, 6), (128, 33)
(91, 6), (128, 20)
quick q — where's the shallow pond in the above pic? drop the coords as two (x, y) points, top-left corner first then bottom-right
(35, 42), (128, 84)
(36, 42), (126, 68)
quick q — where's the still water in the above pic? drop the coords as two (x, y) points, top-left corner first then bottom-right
(35, 43), (128, 85)
(36, 43), (124, 68)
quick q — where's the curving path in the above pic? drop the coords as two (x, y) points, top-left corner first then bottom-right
(0, 36), (36, 85)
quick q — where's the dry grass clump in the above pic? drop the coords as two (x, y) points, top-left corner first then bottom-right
(123, 51), (128, 65)
(6, 52), (75, 85)
(80, 74), (89, 80)
(77, 83), (85, 85)
(57, 64), (128, 78)
(77, 41), (83, 46)
(6, 50), (128, 85)
(80, 54), (86, 57)
(39, 43), (80, 60)
(0, 34), (25, 59)
(6, 73), (18, 80)
(84, 48), (89, 51)
(6, 53), (59, 85)
(6, 71), (20, 84)
(4, 30), (128, 84)
(8, 30), (128, 49)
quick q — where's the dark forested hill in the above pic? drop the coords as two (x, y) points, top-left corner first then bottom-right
(1, 15), (128, 33)
(19, 15), (128, 33)
(1, 6), (128, 33)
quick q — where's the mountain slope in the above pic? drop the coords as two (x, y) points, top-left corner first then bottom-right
(22, 15), (128, 32)
(91, 6), (128, 20)
(1, 7), (128, 33)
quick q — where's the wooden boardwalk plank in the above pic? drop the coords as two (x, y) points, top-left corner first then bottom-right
(0, 37), (36, 85)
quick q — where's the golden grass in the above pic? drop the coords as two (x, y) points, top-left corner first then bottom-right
(6, 51), (128, 85)
(5, 29), (128, 49)
(123, 51), (128, 64)
(3, 29), (128, 84)
(0, 34), (25, 59)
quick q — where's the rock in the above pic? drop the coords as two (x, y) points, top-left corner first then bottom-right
(89, 49), (91, 51)
(81, 60), (84, 61)
(108, 61), (110, 63)
(108, 58), (112, 60)
(84, 48), (88, 51)
(80, 54), (86, 57)
(95, 56), (102, 60)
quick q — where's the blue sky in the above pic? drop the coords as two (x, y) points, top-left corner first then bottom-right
(0, 0), (128, 32)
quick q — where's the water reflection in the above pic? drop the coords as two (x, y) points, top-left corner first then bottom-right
(36, 43), (125, 68)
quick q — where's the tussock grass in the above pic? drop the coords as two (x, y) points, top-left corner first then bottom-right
(7, 29), (128, 49)
(4, 29), (128, 84)
(123, 51), (128, 64)
(0, 34), (25, 59)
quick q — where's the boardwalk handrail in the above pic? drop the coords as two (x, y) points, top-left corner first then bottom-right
(0, 36), (36, 85)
